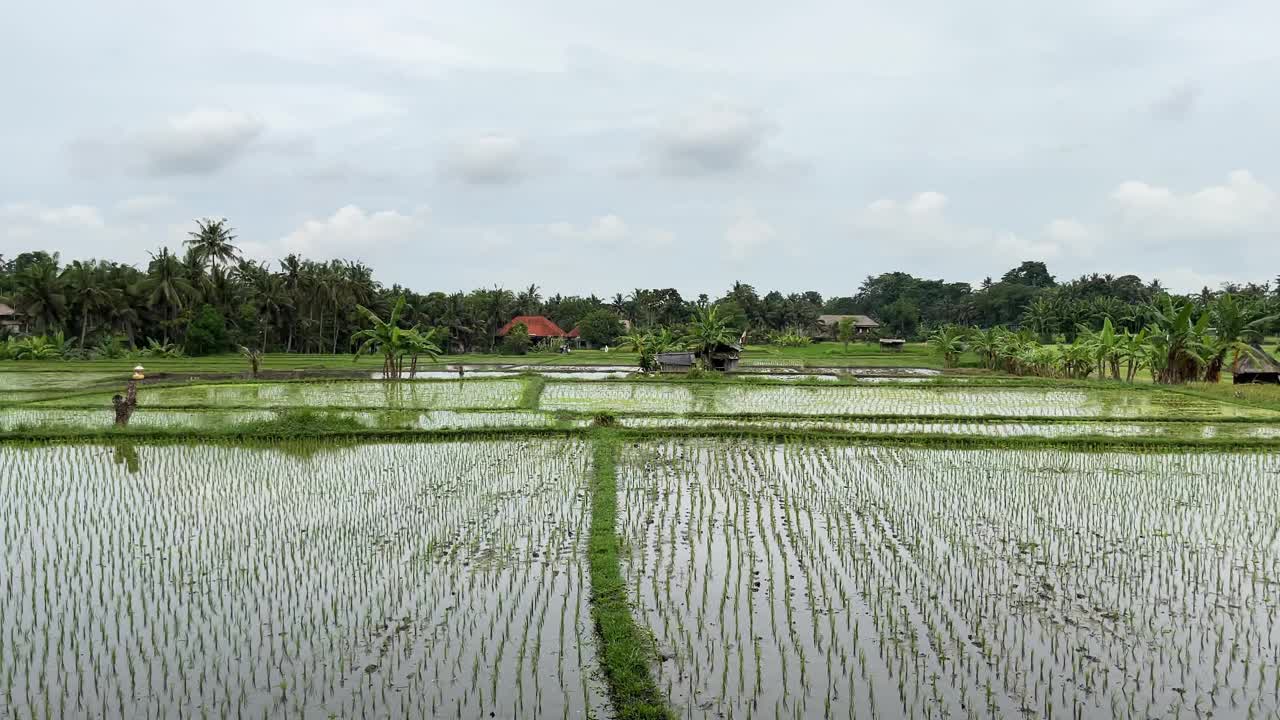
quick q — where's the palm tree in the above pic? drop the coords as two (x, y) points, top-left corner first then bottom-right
(515, 284), (542, 315)
(683, 306), (736, 367)
(185, 218), (241, 268)
(61, 260), (119, 348)
(144, 248), (195, 344)
(1021, 297), (1060, 343)
(12, 256), (67, 334)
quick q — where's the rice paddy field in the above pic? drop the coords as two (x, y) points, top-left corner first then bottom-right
(2, 364), (1280, 719)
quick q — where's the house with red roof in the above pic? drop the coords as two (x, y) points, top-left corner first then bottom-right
(497, 315), (567, 341)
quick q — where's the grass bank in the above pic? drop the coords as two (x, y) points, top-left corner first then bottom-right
(588, 429), (670, 720)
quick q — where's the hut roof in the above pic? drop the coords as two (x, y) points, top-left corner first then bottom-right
(1233, 343), (1280, 375)
(0, 303), (20, 316)
(497, 315), (567, 337)
(818, 314), (879, 329)
(566, 327), (581, 338)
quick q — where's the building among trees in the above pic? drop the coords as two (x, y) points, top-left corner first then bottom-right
(816, 314), (879, 339)
(1232, 344), (1280, 385)
(496, 315), (567, 342)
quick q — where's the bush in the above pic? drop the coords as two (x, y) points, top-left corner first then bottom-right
(185, 304), (229, 356)
(578, 310), (625, 347)
(501, 323), (531, 355)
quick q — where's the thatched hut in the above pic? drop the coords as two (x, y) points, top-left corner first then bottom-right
(1232, 343), (1280, 384)
(879, 338), (906, 353)
(657, 351), (695, 372)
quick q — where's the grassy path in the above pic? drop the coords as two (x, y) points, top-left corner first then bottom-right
(588, 429), (671, 719)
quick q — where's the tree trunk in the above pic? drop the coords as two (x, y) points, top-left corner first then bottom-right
(80, 310), (90, 348)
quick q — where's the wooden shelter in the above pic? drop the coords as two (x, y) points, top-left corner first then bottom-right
(0, 303), (25, 334)
(707, 342), (742, 372)
(817, 314), (880, 340)
(657, 351), (696, 372)
(1232, 343), (1280, 384)
(879, 338), (906, 352)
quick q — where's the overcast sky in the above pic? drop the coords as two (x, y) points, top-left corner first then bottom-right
(2, 0), (1278, 296)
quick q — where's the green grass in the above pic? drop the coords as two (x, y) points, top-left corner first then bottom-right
(587, 429), (671, 720)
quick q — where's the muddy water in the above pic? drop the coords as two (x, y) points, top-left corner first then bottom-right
(0, 440), (608, 718)
(619, 440), (1280, 719)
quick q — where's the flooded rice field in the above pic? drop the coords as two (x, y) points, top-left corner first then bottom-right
(0, 440), (607, 718)
(39, 379), (525, 410)
(618, 440), (1280, 719)
(541, 382), (1278, 419)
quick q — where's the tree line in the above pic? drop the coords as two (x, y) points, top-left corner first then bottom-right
(2, 219), (1278, 359)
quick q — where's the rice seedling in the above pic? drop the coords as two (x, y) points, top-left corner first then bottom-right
(616, 439), (1280, 718)
(0, 439), (608, 718)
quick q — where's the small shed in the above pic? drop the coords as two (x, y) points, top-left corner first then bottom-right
(708, 342), (742, 372)
(657, 351), (695, 372)
(1232, 343), (1280, 385)
(879, 338), (906, 353)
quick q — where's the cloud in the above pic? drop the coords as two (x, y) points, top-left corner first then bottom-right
(723, 208), (776, 261)
(442, 134), (529, 185)
(543, 214), (674, 247)
(1150, 81), (1200, 121)
(1109, 170), (1278, 238)
(115, 194), (175, 216)
(655, 101), (772, 176)
(851, 192), (1081, 277)
(269, 205), (430, 261)
(138, 110), (266, 176)
(71, 110), (267, 177)
(0, 202), (183, 264)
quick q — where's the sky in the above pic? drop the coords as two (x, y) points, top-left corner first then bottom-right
(2, 0), (1278, 296)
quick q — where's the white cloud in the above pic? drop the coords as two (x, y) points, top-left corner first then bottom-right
(655, 101), (772, 176)
(138, 110), (266, 176)
(268, 205), (431, 260)
(544, 214), (673, 247)
(442, 134), (529, 185)
(853, 192), (1074, 274)
(0, 203), (106, 236)
(115, 194), (175, 216)
(723, 208), (776, 261)
(1110, 170), (1278, 238)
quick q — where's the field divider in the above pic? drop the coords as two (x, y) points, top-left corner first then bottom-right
(587, 428), (671, 720)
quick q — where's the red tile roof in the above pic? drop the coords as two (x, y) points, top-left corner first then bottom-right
(566, 327), (581, 338)
(498, 315), (567, 337)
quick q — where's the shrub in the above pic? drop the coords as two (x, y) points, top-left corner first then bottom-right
(501, 323), (531, 355)
(185, 304), (229, 356)
(578, 310), (626, 347)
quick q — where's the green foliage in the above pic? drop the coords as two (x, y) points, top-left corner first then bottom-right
(351, 295), (441, 378)
(769, 327), (812, 348)
(683, 306), (737, 364)
(836, 317), (857, 350)
(927, 325), (968, 368)
(577, 310), (626, 347)
(501, 323), (532, 355)
(587, 431), (672, 719)
(185, 304), (229, 356)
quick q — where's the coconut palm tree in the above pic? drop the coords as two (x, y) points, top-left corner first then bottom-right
(11, 255), (67, 334)
(61, 260), (120, 348)
(144, 248), (195, 344)
(185, 218), (241, 269)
